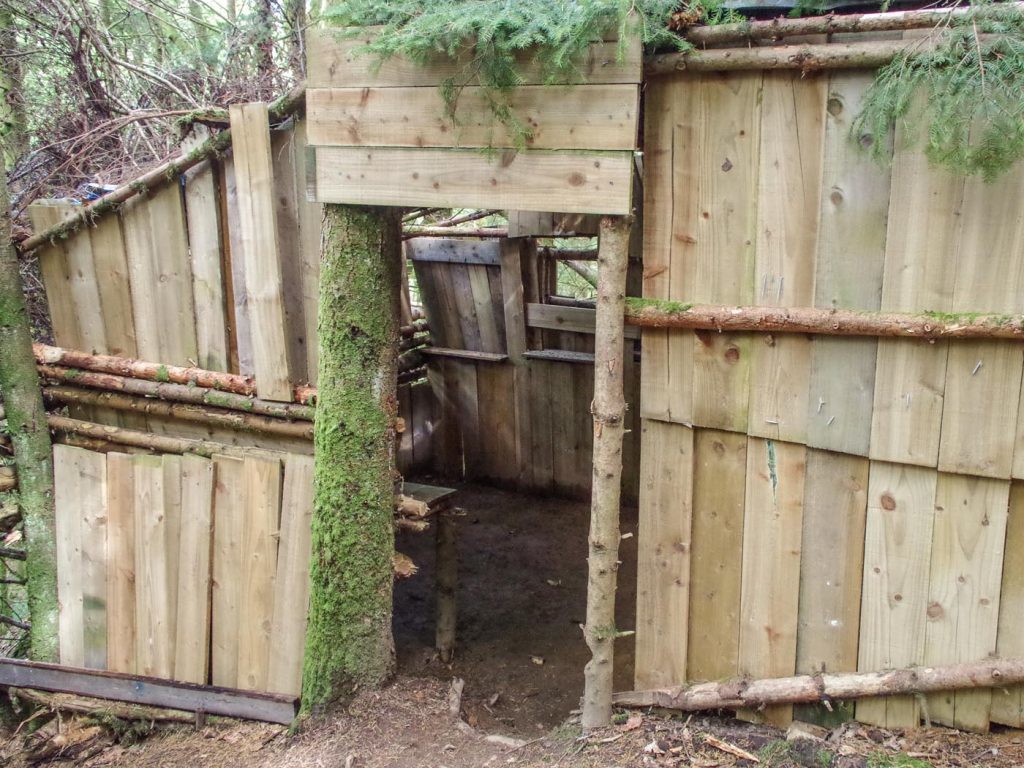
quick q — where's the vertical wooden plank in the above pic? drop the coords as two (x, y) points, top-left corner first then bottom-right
(476, 363), (517, 485)
(396, 383), (414, 472)
(453, 361), (481, 477)
(639, 74), (675, 421)
(738, 437), (805, 727)
(499, 239), (533, 487)
(468, 265), (501, 353)
(748, 72), (826, 445)
(174, 455), (215, 684)
(294, 120), (323, 384)
(486, 264), (508, 350)
(237, 455), (282, 691)
(28, 203), (83, 349)
(797, 450), (869, 675)
(573, 362), (596, 497)
(549, 362), (577, 494)
(870, 100), (962, 467)
(271, 126), (311, 381)
(635, 419), (693, 689)
(448, 264), (483, 351)
(268, 455), (315, 695)
(133, 455), (174, 678)
(924, 474), (1009, 732)
(221, 154), (255, 375)
(229, 102), (293, 400)
(211, 454), (244, 687)
(89, 216), (138, 358)
(411, 379), (434, 470)
(54, 445), (86, 667)
(807, 71), (891, 456)
(992, 482), (1024, 728)
(183, 126), (230, 372)
(687, 429), (746, 682)
(79, 449), (108, 671)
(528, 360), (555, 491)
(686, 72), (761, 433)
(105, 453), (136, 673)
(857, 462), (937, 728)
(122, 187), (200, 365)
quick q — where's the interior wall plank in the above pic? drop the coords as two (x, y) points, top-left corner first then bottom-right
(924, 474), (1009, 732)
(688, 429), (747, 682)
(992, 482), (1024, 728)
(448, 264), (483, 351)
(807, 71), (891, 456)
(635, 419), (694, 689)
(857, 462), (936, 728)
(105, 452), (136, 674)
(796, 450), (869, 675)
(738, 437), (805, 727)
(229, 103), (293, 400)
(748, 72), (826, 444)
(307, 84), (639, 151)
(183, 125), (230, 372)
(313, 146), (633, 215)
(469, 266), (502, 353)
(528, 360), (555, 491)
(268, 455), (315, 696)
(174, 455), (215, 684)
(211, 454), (244, 686)
(475, 363), (518, 486)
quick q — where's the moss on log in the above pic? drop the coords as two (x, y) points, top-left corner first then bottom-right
(0, 171), (58, 661)
(302, 205), (402, 711)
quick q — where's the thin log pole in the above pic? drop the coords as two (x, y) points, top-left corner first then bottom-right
(0, 170), (58, 661)
(42, 386), (314, 440)
(681, 3), (1024, 47)
(38, 365), (314, 420)
(18, 84), (306, 254)
(624, 300), (1024, 340)
(645, 38), (938, 77)
(581, 215), (632, 730)
(434, 510), (457, 664)
(615, 657), (1024, 711)
(47, 415), (247, 457)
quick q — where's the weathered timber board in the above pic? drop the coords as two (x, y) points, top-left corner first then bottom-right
(311, 146), (633, 214)
(307, 85), (638, 151)
(307, 27), (641, 88)
(0, 658), (298, 724)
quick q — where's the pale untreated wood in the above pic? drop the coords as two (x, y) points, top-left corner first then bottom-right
(526, 303), (639, 339)
(307, 27), (641, 88)
(105, 453), (136, 674)
(211, 455), (244, 687)
(230, 102), (293, 401)
(53, 445), (90, 667)
(307, 85), (638, 150)
(174, 455), (215, 684)
(615, 657), (1024, 712)
(132, 455), (175, 679)
(312, 146), (633, 215)
(993, 483), (1024, 728)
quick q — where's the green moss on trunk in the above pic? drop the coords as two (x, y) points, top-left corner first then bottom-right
(0, 167), (58, 662)
(301, 204), (401, 711)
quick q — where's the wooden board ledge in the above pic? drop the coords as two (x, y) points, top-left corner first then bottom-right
(420, 347), (508, 363)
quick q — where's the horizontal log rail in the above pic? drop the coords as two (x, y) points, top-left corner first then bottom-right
(48, 415), (252, 457)
(43, 386), (314, 440)
(19, 84), (306, 254)
(680, 3), (1023, 46)
(615, 657), (1024, 711)
(624, 301), (1024, 340)
(645, 37), (939, 76)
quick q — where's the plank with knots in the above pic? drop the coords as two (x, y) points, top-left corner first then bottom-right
(311, 146), (633, 215)
(992, 482), (1024, 728)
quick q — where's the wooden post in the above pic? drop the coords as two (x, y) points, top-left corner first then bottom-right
(0, 163), (58, 661)
(301, 204), (402, 711)
(581, 215), (632, 729)
(435, 510), (457, 663)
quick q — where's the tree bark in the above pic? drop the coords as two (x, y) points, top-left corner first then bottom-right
(581, 215), (631, 730)
(0, 162), (58, 662)
(0, 9), (27, 167)
(615, 658), (1024, 711)
(302, 205), (401, 711)
(624, 300), (1024, 340)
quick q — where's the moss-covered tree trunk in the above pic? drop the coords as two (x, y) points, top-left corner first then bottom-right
(301, 204), (401, 711)
(0, 154), (58, 662)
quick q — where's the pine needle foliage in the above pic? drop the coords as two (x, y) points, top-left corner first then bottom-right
(322, 0), (686, 147)
(853, 1), (1024, 181)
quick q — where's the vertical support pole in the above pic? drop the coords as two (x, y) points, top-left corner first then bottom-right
(435, 509), (457, 663)
(0, 166), (58, 661)
(582, 215), (633, 729)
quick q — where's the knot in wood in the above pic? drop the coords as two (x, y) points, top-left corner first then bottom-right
(591, 410), (622, 426)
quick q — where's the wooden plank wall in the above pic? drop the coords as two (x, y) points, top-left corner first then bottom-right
(635, 65), (1024, 733)
(29, 114), (433, 475)
(411, 238), (642, 502)
(305, 28), (641, 215)
(53, 444), (313, 695)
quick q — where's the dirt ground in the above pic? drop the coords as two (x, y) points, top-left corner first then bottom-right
(2, 483), (1024, 767)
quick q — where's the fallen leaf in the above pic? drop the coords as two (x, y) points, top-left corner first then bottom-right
(530, 656), (545, 666)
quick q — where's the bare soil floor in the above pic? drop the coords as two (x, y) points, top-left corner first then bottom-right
(2, 483), (1023, 767)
